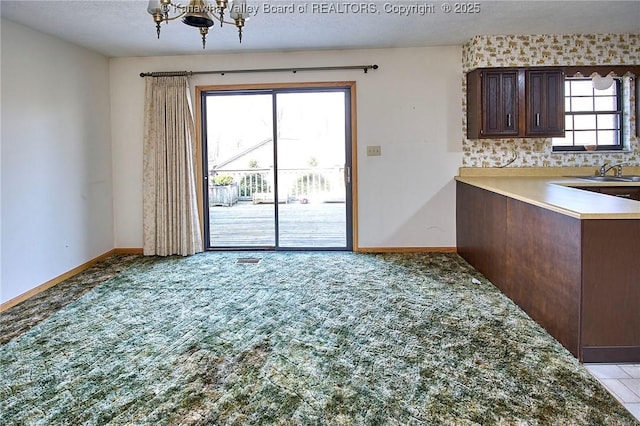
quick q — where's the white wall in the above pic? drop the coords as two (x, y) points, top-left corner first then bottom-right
(1, 20), (114, 304)
(110, 46), (462, 249)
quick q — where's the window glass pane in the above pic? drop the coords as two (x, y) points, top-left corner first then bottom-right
(571, 97), (593, 112)
(574, 131), (597, 145)
(565, 98), (571, 110)
(574, 115), (596, 130)
(565, 116), (573, 130)
(570, 80), (593, 96)
(597, 130), (616, 145)
(594, 96), (617, 111)
(597, 114), (619, 130)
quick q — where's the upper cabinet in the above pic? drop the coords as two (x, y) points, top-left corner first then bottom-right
(483, 69), (520, 136)
(467, 67), (565, 139)
(525, 70), (565, 137)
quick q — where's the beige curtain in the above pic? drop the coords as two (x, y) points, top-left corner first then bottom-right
(143, 76), (202, 256)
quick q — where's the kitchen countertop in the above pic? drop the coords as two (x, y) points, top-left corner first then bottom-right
(455, 167), (640, 220)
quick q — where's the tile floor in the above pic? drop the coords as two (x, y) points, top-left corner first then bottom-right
(585, 363), (640, 421)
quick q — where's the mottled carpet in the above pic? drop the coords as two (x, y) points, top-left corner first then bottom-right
(0, 252), (637, 425)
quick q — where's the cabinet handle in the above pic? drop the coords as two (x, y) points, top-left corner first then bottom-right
(507, 114), (512, 127)
(535, 113), (540, 127)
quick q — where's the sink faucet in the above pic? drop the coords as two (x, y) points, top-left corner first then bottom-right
(598, 162), (627, 177)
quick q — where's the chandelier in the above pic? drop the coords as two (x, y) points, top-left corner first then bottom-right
(146, 0), (248, 49)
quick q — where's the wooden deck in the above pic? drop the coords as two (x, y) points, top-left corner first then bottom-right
(208, 201), (348, 249)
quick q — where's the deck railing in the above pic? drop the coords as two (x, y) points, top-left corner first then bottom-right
(210, 167), (345, 203)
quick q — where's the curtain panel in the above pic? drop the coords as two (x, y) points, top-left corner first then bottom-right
(143, 76), (203, 256)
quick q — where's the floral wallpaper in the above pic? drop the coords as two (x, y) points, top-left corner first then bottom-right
(461, 34), (640, 168)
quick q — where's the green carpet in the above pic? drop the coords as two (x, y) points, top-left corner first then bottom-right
(0, 252), (637, 425)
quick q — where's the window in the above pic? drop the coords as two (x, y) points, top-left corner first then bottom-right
(552, 77), (623, 151)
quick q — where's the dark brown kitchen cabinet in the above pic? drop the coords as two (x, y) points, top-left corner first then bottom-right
(457, 181), (640, 363)
(526, 70), (565, 136)
(599, 186), (640, 201)
(467, 69), (520, 138)
(575, 186), (640, 201)
(467, 67), (565, 139)
(482, 70), (519, 137)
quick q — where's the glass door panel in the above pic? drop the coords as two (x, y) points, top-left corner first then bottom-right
(205, 93), (275, 248)
(275, 91), (348, 248)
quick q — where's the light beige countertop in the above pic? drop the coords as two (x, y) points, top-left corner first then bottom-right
(456, 167), (640, 219)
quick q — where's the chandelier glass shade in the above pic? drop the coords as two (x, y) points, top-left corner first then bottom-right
(590, 72), (615, 90)
(146, 0), (248, 49)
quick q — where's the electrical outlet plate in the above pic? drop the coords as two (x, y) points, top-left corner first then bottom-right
(367, 145), (382, 156)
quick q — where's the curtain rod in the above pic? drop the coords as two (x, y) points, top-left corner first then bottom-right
(139, 64), (378, 78)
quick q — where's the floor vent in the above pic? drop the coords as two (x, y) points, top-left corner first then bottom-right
(236, 258), (261, 264)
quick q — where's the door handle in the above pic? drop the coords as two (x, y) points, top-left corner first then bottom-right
(344, 165), (351, 185)
(535, 113), (540, 127)
(506, 114), (512, 127)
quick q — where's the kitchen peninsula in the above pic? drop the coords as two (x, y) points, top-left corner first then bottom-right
(456, 167), (640, 363)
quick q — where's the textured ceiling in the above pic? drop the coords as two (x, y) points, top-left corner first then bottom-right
(1, 0), (639, 58)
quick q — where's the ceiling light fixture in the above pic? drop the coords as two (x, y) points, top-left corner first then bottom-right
(146, 0), (248, 49)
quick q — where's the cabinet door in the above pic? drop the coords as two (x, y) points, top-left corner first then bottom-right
(575, 186), (640, 201)
(526, 70), (565, 136)
(482, 70), (519, 136)
(597, 187), (640, 201)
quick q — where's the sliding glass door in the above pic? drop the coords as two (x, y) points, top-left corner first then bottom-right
(201, 86), (353, 250)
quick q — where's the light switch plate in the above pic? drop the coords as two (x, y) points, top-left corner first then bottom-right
(367, 145), (382, 156)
